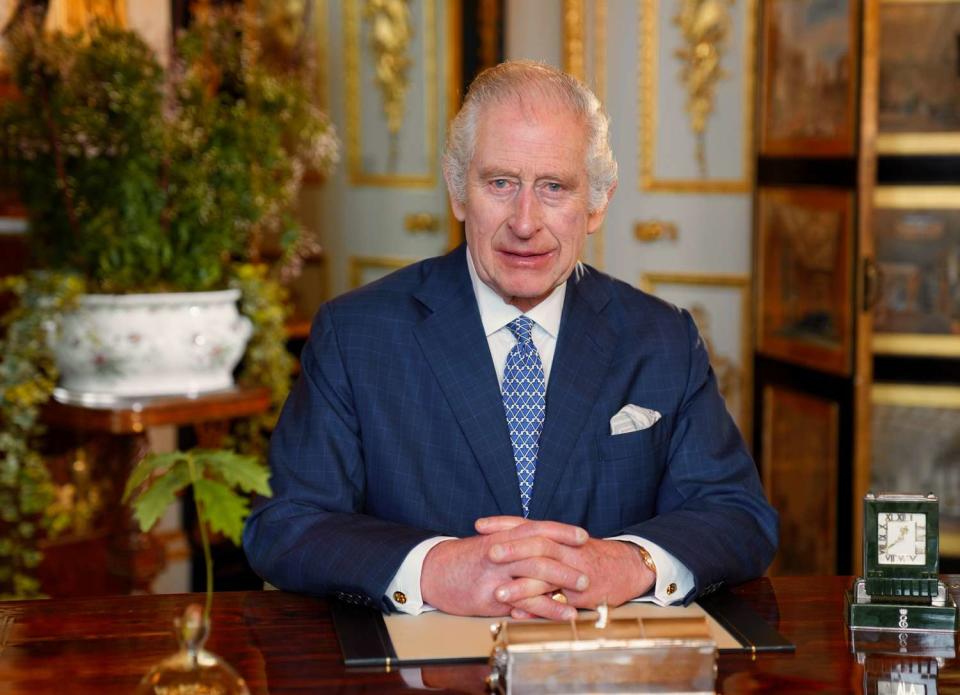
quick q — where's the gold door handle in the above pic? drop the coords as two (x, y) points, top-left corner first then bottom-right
(634, 220), (679, 243)
(404, 212), (441, 233)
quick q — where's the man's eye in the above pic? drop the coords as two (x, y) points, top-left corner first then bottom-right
(491, 179), (510, 189)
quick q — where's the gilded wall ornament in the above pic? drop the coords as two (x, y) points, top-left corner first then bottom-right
(673, 0), (733, 177)
(689, 303), (739, 407)
(45, 0), (126, 33)
(364, 0), (412, 171)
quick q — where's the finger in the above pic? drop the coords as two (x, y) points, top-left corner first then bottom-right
(511, 594), (577, 622)
(494, 577), (555, 605)
(496, 557), (589, 595)
(475, 516), (527, 534)
(510, 607), (535, 620)
(488, 534), (586, 566)
(483, 519), (589, 547)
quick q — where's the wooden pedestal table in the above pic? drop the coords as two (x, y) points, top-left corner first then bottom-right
(37, 387), (271, 597)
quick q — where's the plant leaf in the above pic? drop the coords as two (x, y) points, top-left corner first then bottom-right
(123, 451), (186, 502)
(193, 478), (249, 545)
(128, 460), (191, 532)
(193, 449), (272, 497)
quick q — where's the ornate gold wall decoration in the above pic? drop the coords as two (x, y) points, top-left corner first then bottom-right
(43, 0), (126, 34)
(634, 219), (679, 243)
(562, 0), (586, 81)
(345, 0), (436, 187)
(640, 272), (752, 442)
(562, 0), (606, 268)
(689, 303), (738, 407)
(673, 0), (734, 178)
(640, 0), (754, 193)
(364, 0), (413, 171)
(245, 0), (329, 108)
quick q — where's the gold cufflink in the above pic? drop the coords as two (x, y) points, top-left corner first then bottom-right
(393, 591), (407, 604)
(666, 583), (677, 595)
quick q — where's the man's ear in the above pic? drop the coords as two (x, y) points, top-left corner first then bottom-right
(444, 169), (467, 222)
(587, 183), (617, 234)
(449, 195), (466, 222)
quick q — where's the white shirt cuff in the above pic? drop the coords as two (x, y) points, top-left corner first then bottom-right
(385, 536), (456, 614)
(608, 535), (694, 606)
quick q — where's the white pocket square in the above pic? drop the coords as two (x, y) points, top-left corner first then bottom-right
(609, 404), (661, 435)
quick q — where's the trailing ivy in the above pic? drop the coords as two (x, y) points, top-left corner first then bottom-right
(230, 264), (295, 460)
(0, 267), (292, 598)
(0, 8), (335, 598)
(0, 272), (82, 598)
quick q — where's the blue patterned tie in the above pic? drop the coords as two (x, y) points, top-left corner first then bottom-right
(502, 316), (546, 517)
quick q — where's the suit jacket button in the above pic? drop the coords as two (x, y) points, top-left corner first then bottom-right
(666, 583), (677, 596)
(393, 591), (407, 605)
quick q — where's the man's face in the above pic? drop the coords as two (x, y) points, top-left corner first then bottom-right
(449, 98), (610, 312)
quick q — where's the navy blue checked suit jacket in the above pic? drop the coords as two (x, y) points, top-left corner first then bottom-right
(243, 245), (778, 611)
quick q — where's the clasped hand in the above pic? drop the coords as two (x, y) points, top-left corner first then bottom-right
(420, 516), (655, 621)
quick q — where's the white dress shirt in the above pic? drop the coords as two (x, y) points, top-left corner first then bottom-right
(384, 251), (693, 613)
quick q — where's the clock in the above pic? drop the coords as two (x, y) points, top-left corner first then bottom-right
(878, 512), (926, 566)
(846, 493), (957, 633)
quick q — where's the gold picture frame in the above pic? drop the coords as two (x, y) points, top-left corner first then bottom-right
(348, 255), (415, 289)
(563, 0), (606, 269)
(640, 272), (752, 443)
(876, 0), (960, 154)
(871, 383), (960, 558)
(639, 0), (755, 193)
(344, 0), (438, 187)
(759, 0), (859, 156)
(872, 187), (960, 356)
(756, 187), (855, 375)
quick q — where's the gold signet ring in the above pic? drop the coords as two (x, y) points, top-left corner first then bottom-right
(551, 591), (567, 604)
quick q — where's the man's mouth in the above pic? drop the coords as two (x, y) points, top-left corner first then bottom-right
(498, 249), (554, 260)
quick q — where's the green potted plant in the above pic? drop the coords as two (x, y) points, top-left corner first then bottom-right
(0, 8), (338, 598)
(123, 448), (270, 694)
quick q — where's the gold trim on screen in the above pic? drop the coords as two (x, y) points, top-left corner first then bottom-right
(872, 383), (960, 409)
(874, 186), (960, 209)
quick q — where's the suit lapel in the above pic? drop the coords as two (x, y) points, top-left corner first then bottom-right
(528, 267), (618, 519)
(412, 247), (524, 516)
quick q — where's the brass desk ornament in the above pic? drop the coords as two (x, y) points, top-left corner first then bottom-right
(486, 602), (717, 694)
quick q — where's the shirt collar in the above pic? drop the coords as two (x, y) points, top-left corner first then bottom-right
(466, 246), (566, 339)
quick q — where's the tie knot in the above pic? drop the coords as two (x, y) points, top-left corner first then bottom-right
(507, 316), (535, 345)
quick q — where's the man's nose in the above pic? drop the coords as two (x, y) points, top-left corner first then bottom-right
(509, 186), (542, 238)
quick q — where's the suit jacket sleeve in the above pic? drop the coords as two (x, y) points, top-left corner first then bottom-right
(242, 303), (436, 610)
(618, 309), (778, 601)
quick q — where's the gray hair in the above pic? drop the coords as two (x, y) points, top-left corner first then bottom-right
(443, 60), (618, 213)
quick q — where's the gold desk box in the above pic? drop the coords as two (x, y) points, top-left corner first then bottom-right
(486, 615), (717, 694)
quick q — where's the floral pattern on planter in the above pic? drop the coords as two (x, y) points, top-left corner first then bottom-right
(52, 289), (252, 398)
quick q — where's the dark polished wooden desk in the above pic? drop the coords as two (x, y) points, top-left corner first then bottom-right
(0, 576), (958, 694)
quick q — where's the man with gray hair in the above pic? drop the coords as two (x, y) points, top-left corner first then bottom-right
(244, 60), (777, 621)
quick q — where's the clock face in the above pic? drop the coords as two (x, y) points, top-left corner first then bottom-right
(877, 512), (927, 566)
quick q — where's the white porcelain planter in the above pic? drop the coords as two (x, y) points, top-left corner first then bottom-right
(52, 289), (252, 399)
